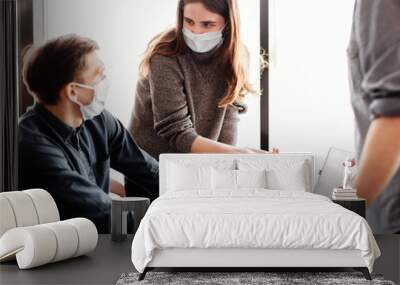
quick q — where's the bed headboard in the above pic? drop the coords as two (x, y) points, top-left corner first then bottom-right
(159, 153), (315, 195)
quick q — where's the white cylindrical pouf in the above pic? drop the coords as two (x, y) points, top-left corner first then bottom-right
(1, 192), (39, 227)
(42, 221), (79, 262)
(0, 189), (98, 269)
(0, 196), (17, 237)
(24, 189), (60, 223)
(65, 218), (98, 257)
(0, 226), (57, 269)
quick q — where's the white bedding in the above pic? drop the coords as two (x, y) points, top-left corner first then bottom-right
(131, 189), (380, 273)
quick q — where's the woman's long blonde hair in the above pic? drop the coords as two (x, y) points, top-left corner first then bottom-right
(139, 0), (256, 108)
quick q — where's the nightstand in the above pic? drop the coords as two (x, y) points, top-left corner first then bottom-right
(111, 197), (150, 242)
(332, 198), (366, 218)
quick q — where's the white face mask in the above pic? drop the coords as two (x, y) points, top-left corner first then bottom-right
(182, 27), (224, 53)
(69, 77), (109, 121)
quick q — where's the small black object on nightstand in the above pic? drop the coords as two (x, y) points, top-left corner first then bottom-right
(332, 198), (366, 218)
(111, 197), (150, 242)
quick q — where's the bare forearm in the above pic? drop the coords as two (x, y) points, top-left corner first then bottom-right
(191, 136), (278, 154)
(356, 117), (400, 204)
(190, 136), (243, 153)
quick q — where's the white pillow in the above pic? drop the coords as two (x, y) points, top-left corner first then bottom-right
(167, 162), (212, 191)
(211, 168), (237, 191)
(266, 162), (308, 191)
(236, 169), (268, 189)
(237, 159), (310, 191)
(211, 169), (268, 191)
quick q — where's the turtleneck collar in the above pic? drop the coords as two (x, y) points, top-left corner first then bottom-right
(189, 41), (224, 64)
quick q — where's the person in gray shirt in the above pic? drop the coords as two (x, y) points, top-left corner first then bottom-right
(348, 0), (400, 234)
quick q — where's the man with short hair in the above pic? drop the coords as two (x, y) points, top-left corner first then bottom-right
(348, 0), (400, 234)
(18, 34), (159, 233)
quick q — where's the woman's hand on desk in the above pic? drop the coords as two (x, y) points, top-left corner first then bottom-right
(238, 147), (280, 154)
(191, 136), (279, 154)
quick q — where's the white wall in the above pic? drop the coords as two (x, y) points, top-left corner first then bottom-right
(236, 0), (260, 149)
(269, 0), (356, 191)
(35, 0), (260, 182)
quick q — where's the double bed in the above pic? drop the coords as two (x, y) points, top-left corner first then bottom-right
(131, 153), (380, 280)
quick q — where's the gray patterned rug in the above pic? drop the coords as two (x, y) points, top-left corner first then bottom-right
(117, 272), (396, 285)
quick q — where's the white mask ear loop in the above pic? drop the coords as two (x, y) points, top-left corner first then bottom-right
(73, 82), (95, 90)
(69, 82), (95, 106)
(69, 78), (109, 121)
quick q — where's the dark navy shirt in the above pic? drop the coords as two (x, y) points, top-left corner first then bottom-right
(18, 103), (159, 233)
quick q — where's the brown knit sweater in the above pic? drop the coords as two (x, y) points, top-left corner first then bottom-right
(129, 47), (242, 160)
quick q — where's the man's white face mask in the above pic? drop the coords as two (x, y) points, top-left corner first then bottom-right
(69, 77), (109, 121)
(182, 27), (224, 53)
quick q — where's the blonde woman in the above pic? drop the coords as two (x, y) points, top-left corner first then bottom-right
(129, 0), (277, 160)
